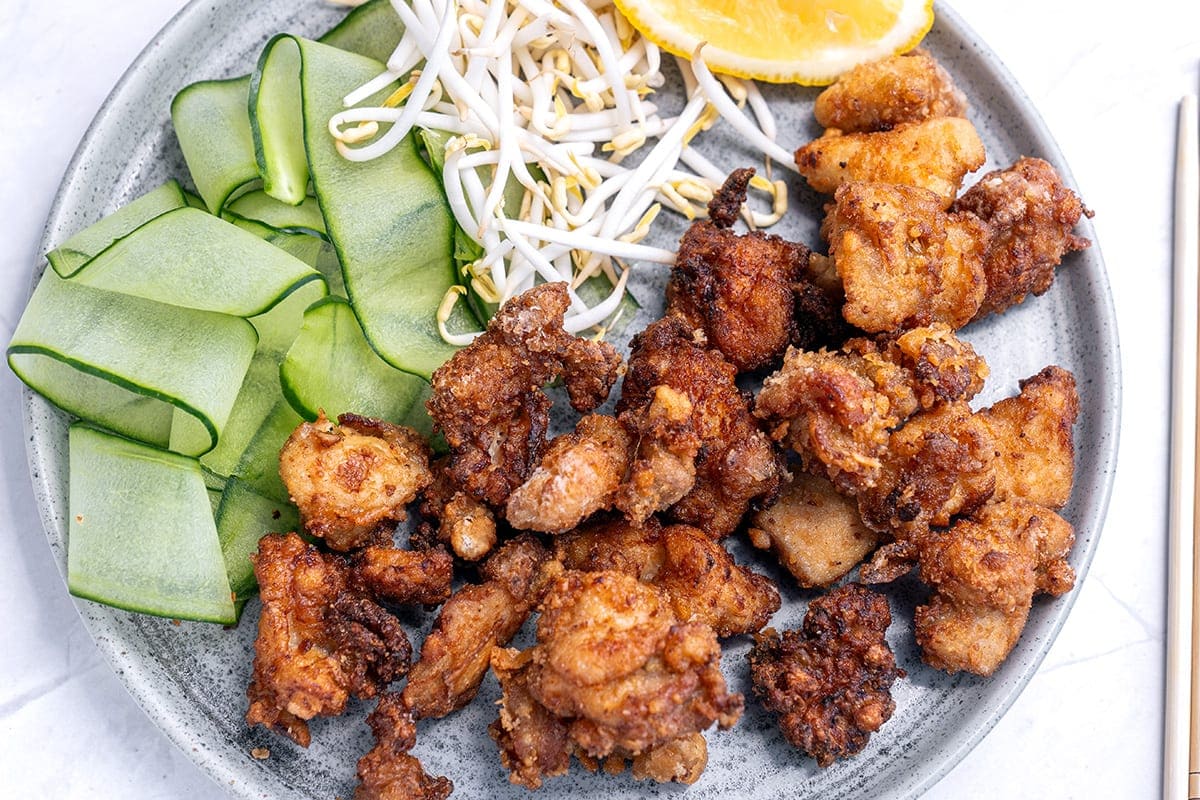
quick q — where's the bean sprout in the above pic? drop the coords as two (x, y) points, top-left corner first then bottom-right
(333, 0), (796, 342)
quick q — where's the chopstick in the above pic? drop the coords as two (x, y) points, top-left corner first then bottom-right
(1166, 93), (1200, 800)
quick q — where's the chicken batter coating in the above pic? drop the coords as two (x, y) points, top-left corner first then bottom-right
(246, 533), (411, 747)
(814, 50), (968, 134)
(350, 544), (453, 607)
(615, 385), (700, 524)
(823, 181), (987, 332)
(953, 157), (1092, 318)
(505, 414), (632, 534)
(427, 282), (622, 507)
(749, 471), (884, 589)
(489, 646), (574, 790)
(354, 693), (452, 800)
(795, 117), (986, 208)
(418, 458), (497, 561)
(527, 571), (742, 758)
(914, 500), (1061, 676)
(619, 316), (780, 537)
(667, 167), (811, 371)
(402, 535), (553, 720)
(554, 517), (780, 637)
(978, 365), (1078, 509)
(279, 412), (433, 552)
(749, 583), (902, 767)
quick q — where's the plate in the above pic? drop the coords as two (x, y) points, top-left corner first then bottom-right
(23, 1), (1120, 798)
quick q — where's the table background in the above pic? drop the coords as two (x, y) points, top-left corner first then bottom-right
(0, 1), (1192, 797)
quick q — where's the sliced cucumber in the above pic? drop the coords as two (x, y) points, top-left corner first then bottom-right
(216, 477), (299, 616)
(280, 296), (432, 435)
(69, 207), (326, 318)
(250, 36), (478, 380)
(224, 190), (327, 237)
(229, 398), (303, 504)
(171, 76), (260, 213)
(47, 180), (187, 278)
(9, 273), (257, 455)
(319, 0), (406, 63)
(68, 423), (236, 624)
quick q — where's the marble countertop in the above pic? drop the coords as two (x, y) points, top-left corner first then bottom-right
(0, 1), (1192, 797)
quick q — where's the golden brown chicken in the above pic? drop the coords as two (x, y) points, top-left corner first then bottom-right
(505, 414), (631, 534)
(350, 544), (453, 607)
(618, 316), (780, 537)
(978, 365), (1078, 509)
(278, 412), (433, 552)
(402, 535), (554, 720)
(245, 533), (411, 747)
(913, 499), (1074, 676)
(795, 117), (986, 208)
(489, 570), (742, 788)
(555, 517), (781, 637)
(354, 693), (453, 800)
(615, 385), (700, 524)
(417, 457), (498, 561)
(427, 282), (622, 507)
(953, 157), (1092, 318)
(749, 471), (884, 589)
(667, 168), (814, 371)
(822, 181), (987, 332)
(749, 583), (902, 767)
(813, 50), (968, 133)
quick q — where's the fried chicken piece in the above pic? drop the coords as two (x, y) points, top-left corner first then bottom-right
(857, 400), (996, 539)
(749, 584), (902, 767)
(631, 733), (708, 784)
(402, 535), (552, 719)
(554, 517), (780, 636)
(246, 533), (411, 747)
(978, 365), (1078, 509)
(427, 282), (621, 507)
(354, 693), (452, 800)
(418, 458), (497, 561)
(489, 646), (574, 790)
(528, 570), (743, 757)
(754, 346), (916, 494)
(813, 50), (968, 133)
(879, 324), (990, 408)
(823, 181), (987, 332)
(795, 117), (986, 208)
(505, 414), (632, 533)
(952, 157), (1092, 318)
(615, 385), (700, 523)
(278, 412), (433, 552)
(749, 471), (884, 589)
(619, 316), (780, 537)
(667, 168), (811, 371)
(914, 499), (1060, 675)
(350, 545), (453, 606)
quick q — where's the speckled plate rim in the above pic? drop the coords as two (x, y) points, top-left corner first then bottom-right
(20, 1), (1121, 798)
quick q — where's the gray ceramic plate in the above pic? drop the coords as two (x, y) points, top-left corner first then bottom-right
(23, 1), (1120, 798)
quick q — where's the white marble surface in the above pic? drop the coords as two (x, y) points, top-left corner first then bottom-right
(0, 1), (1192, 797)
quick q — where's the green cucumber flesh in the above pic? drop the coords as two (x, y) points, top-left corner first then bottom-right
(216, 477), (299, 616)
(171, 76), (260, 214)
(318, 0), (406, 63)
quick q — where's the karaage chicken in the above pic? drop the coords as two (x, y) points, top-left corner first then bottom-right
(417, 458), (498, 561)
(813, 50), (968, 133)
(354, 693), (453, 800)
(278, 412), (432, 552)
(615, 385), (700, 523)
(350, 544), (453, 607)
(749, 583), (902, 767)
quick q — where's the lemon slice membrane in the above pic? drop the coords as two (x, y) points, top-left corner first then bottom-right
(614, 0), (935, 84)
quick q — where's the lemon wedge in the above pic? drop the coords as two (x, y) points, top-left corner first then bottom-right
(613, 0), (934, 85)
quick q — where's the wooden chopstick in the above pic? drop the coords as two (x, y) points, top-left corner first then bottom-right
(1167, 93), (1200, 800)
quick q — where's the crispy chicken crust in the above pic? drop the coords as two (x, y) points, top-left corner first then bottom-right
(246, 533), (411, 747)
(354, 693), (452, 800)
(795, 117), (986, 208)
(279, 412), (433, 552)
(814, 50), (968, 133)
(619, 316), (780, 537)
(953, 157), (1092, 318)
(418, 457), (498, 561)
(749, 471), (884, 589)
(823, 181), (987, 332)
(402, 535), (553, 720)
(667, 168), (812, 371)
(428, 282), (621, 507)
(615, 385), (700, 523)
(749, 584), (902, 767)
(505, 414), (632, 533)
(350, 544), (453, 607)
